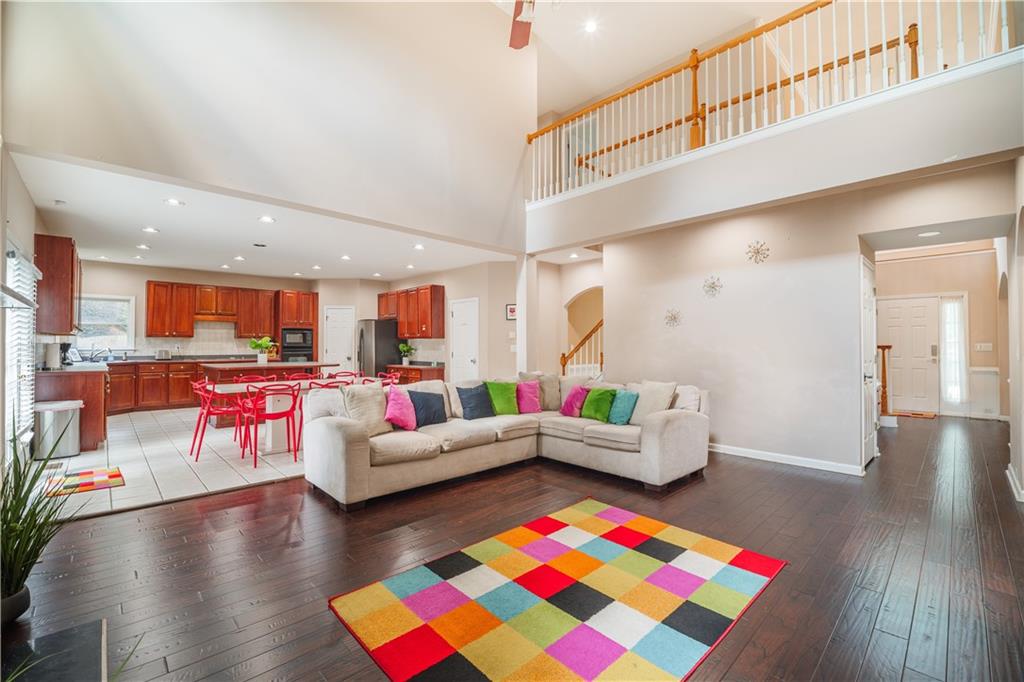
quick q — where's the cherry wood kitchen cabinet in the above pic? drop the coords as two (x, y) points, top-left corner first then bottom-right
(34, 234), (81, 335)
(385, 364), (445, 384)
(236, 288), (276, 338)
(146, 281), (196, 337)
(298, 292), (316, 326)
(35, 370), (107, 451)
(397, 289), (416, 338)
(278, 290), (300, 327)
(196, 285), (238, 317)
(136, 363), (170, 408)
(377, 291), (399, 320)
(107, 364), (137, 414)
(217, 287), (238, 316)
(167, 363), (197, 406)
(393, 285), (444, 339)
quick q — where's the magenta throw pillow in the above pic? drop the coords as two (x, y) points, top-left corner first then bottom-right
(560, 385), (591, 417)
(384, 385), (416, 431)
(516, 380), (542, 414)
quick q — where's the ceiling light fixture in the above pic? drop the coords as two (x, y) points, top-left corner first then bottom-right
(373, 272), (382, 277)
(220, 264), (231, 269)
(142, 226), (160, 233)
(257, 215), (275, 224)
(569, 252), (579, 259)
(164, 198), (185, 207)
(414, 244), (425, 251)
(97, 255), (109, 260)
(341, 255), (351, 261)
(584, 19), (597, 33)
(136, 244), (151, 250)
(233, 255), (245, 261)
(406, 264), (415, 269)
(917, 231), (941, 237)
(312, 265), (322, 270)
(293, 272), (302, 277)
(133, 255), (144, 260)
(517, 0), (536, 23)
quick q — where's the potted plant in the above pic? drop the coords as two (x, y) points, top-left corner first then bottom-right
(2, 424), (74, 625)
(398, 342), (415, 366)
(249, 336), (276, 364)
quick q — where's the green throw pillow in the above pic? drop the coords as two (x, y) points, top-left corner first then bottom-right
(581, 388), (616, 422)
(485, 381), (519, 415)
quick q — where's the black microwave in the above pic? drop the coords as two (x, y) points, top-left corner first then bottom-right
(281, 328), (313, 348)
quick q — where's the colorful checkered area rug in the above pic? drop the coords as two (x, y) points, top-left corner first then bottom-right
(329, 499), (785, 681)
(46, 467), (125, 496)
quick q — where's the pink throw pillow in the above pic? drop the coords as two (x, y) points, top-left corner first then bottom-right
(384, 385), (416, 431)
(516, 380), (542, 414)
(560, 385), (591, 417)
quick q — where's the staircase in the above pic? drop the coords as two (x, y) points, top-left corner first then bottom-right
(560, 319), (603, 376)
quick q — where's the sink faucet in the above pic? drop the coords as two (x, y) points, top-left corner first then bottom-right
(87, 347), (111, 361)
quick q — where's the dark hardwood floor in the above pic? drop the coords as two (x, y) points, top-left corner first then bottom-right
(4, 416), (1023, 681)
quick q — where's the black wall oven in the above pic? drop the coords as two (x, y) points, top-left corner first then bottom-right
(280, 327), (313, 362)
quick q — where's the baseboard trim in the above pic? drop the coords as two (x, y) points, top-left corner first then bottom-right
(710, 443), (865, 477)
(1006, 466), (1024, 503)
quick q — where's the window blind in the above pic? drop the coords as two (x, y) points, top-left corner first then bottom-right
(5, 246), (38, 440)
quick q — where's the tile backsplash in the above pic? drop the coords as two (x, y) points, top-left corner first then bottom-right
(406, 338), (446, 364)
(136, 321), (253, 356)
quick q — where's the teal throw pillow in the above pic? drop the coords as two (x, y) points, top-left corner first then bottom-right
(608, 390), (639, 425)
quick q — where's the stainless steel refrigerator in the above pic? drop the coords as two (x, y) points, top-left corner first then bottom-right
(356, 319), (400, 377)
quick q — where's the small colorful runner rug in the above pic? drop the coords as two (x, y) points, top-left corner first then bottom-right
(329, 499), (785, 681)
(46, 467), (125, 496)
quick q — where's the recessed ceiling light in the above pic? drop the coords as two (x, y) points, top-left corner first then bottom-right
(97, 255), (108, 260)
(917, 231), (941, 237)
(164, 198), (185, 207)
(253, 243), (267, 248)
(133, 255), (144, 260)
(569, 252), (579, 259)
(584, 19), (598, 33)
(233, 255), (245, 261)
(414, 243), (425, 251)
(141, 226), (160, 233)
(312, 265), (322, 270)
(341, 255), (351, 261)
(293, 272), (302, 277)
(257, 215), (275, 224)
(373, 272), (382, 277)
(136, 244), (151, 250)
(220, 264), (231, 269)
(406, 264), (415, 269)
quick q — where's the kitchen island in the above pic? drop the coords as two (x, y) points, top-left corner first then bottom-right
(200, 361), (333, 427)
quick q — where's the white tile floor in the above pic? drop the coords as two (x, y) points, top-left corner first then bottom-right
(48, 407), (304, 519)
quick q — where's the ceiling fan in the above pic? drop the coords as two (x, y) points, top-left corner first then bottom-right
(508, 0), (535, 49)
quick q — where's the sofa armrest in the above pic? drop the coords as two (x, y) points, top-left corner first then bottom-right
(698, 390), (710, 418)
(639, 409), (710, 485)
(303, 416), (371, 506)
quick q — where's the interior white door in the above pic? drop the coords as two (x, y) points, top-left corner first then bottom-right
(322, 306), (356, 372)
(861, 259), (878, 466)
(450, 298), (479, 383)
(878, 296), (940, 413)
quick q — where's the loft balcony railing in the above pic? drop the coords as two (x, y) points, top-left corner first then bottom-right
(526, 0), (1016, 203)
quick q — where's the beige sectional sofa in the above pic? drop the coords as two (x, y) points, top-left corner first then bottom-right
(302, 377), (710, 510)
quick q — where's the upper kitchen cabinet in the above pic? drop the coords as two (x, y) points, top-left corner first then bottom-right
(236, 288), (276, 338)
(394, 285), (444, 338)
(377, 291), (398, 320)
(195, 285), (238, 317)
(34, 234), (81, 334)
(145, 281), (196, 337)
(278, 290), (316, 327)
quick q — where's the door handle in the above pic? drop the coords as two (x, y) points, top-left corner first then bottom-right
(470, 358), (477, 364)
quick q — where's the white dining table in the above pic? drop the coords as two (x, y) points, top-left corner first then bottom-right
(211, 378), (380, 455)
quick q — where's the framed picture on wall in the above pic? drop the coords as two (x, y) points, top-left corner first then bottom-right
(505, 304), (517, 321)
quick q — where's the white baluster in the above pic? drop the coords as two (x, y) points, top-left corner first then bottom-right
(917, 0), (925, 75)
(897, 0), (907, 83)
(738, 42), (745, 134)
(936, 0), (945, 71)
(671, 71), (677, 155)
(955, 0), (965, 65)
(715, 53), (721, 142)
(802, 14), (810, 110)
(704, 52), (711, 140)
(762, 34), (770, 125)
(789, 22), (796, 116)
(848, 0), (857, 97)
(832, 2), (840, 103)
(776, 26), (783, 121)
(978, 0), (986, 58)
(727, 47), (733, 137)
(863, 0), (872, 94)
(749, 35), (756, 129)
(816, 7), (824, 107)
(881, 0), (889, 87)
(1001, 0), (1010, 51)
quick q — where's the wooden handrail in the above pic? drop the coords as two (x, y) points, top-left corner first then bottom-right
(527, 0), (833, 143)
(560, 319), (604, 375)
(574, 24), (917, 168)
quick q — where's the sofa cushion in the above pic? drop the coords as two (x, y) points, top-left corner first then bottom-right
(343, 384), (391, 437)
(409, 390), (446, 428)
(583, 424), (642, 452)
(536, 410), (563, 421)
(485, 381), (519, 415)
(608, 390), (639, 425)
(369, 431), (442, 466)
(516, 380), (542, 414)
(458, 385), (495, 420)
(627, 380), (678, 426)
(469, 414), (540, 441)
(385, 385), (417, 431)
(560, 385), (590, 417)
(559, 375), (592, 404)
(404, 379), (451, 418)
(540, 416), (604, 441)
(581, 388), (616, 422)
(304, 388), (347, 422)
(520, 372), (561, 411)
(417, 420), (497, 452)
(447, 380), (483, 418)
(671, 385), (702, 412)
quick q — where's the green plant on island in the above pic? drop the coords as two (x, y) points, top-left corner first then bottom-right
(248, 336), (276, 352)
(398, 343), (416, 358)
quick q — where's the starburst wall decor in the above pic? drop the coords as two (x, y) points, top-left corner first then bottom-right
(664, 308), (681, 328)
(703, 276), (723, 298)
(746, 240), (770, 264)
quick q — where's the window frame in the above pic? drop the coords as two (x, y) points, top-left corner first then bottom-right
(76, 293), (137, 352)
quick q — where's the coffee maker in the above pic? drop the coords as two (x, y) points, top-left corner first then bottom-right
(59, 342), (74, 366)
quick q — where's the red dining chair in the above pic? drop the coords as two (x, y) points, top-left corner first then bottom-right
(286, 372), (316, 380)
(377, 371), (401, 386)
(325, 370), (360, 381)
(238, 383), (301, 467)
(189, 380), (245, 461)
(234, 374), (276, 383)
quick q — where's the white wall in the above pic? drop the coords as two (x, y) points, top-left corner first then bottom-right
(2, 2), (536, 252)
(1009, 155), (1024, 499)
(603, 162), (1016, 474)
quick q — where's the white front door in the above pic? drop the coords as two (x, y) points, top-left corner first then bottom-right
(450, 298), (479, 383)
(322, 306), (356, 372)
(878, 296), (940, 413)
(861, 259), (878, 466)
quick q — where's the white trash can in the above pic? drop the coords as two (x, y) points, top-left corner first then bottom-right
(33, 400), (84, 460)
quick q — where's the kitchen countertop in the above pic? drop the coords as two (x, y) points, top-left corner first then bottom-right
(36, 363), (111, 373)
(106, 355), (257, 364)
(199, 361), (331, 371)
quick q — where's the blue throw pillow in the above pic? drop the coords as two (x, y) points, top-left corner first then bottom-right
(408, 390), (446, 428)
(457, 385), (495, 420)
(608, 390), (639, 425)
